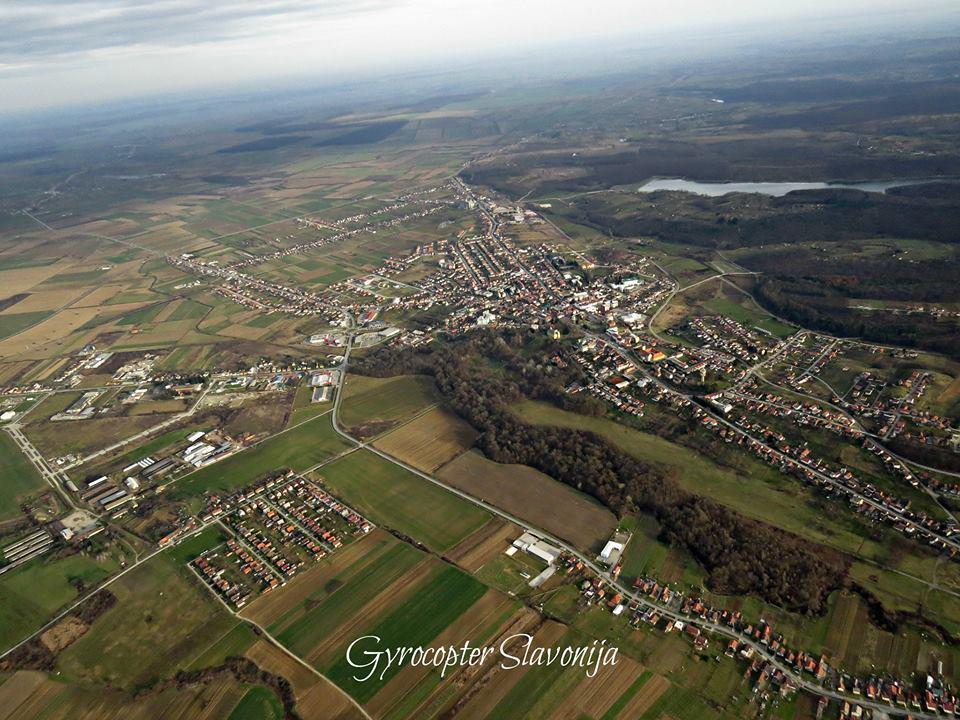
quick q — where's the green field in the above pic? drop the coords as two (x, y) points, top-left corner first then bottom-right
(172, 414), (351, 500)
(228, 685), (284, 720)
(317, 449), (490, 551)
(618, 516), (675, 581)
(485, 629), (600, 720)
(0, 551), (122, 650)
(165, 525), (229, 565)
(701, 296), (794, 338)
(476, 551), (547, 596)
(288, 384), (332, 426)
(0, 432), (45, 519)
(339, 374), (439, 430)
(0, 311), (53, 340)
(601, 670), (654, 720)
(58, 553), (240, 689)
(168, 300), (210, 322)
(324, 564), (487, 702)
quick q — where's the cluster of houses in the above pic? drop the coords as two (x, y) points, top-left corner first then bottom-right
(768, 340), (957, 452)
(228, 189), (450, 272)
(224, 500), (318, 578)
(193, 538), (278, 609)
(276, 478), (374, 542)
(723, 382), (861, 437)
(191, 475), (373, 608)
(685, 315), (775, 364)
(170, 252), (345, 319)
(704, 404), (958, 554)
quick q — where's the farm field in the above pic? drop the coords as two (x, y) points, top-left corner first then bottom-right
(445, 517), (522, 572)
(322, 563), (488, 702)
(242, 640), (367, 720)
(172, 413), (350, 500)
(617, 515), (705, 590)
(315, 449), (490, 552)
(339, 373), (440, 437)
(438, 449), (617, 553)
(0, 670), (253, 720)
(362, 590), (526, 720)
(225, 686), (283, 720)
(241, 529), (400, 628)
(373, 406), (477, 472)
(0, 432), (45, 519)
(265, 532), (427, 660)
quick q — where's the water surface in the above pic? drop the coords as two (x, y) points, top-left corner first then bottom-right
(636, 178), (945, 197)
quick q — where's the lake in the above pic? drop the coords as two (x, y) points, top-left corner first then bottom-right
(636, 178), (946, 197)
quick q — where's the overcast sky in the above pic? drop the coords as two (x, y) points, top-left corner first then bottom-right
(0, 0), (956, 114)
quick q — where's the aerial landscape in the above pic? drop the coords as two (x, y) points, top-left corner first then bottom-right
(2, 1), (960, 719)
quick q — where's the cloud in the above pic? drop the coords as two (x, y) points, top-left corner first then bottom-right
(0, 0), (399, 62)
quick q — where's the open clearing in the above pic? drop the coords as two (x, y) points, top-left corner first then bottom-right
(438, 449), (617, 553)
(0, 552), (122, 651)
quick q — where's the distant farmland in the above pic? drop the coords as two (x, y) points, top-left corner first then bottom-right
(216, 136), (310, 154)
(315, 121), (407, 147)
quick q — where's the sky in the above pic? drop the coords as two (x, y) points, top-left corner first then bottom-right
(1, 0), (957, 114)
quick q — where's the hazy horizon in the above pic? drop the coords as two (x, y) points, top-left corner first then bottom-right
(2, 0), (959, 116)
